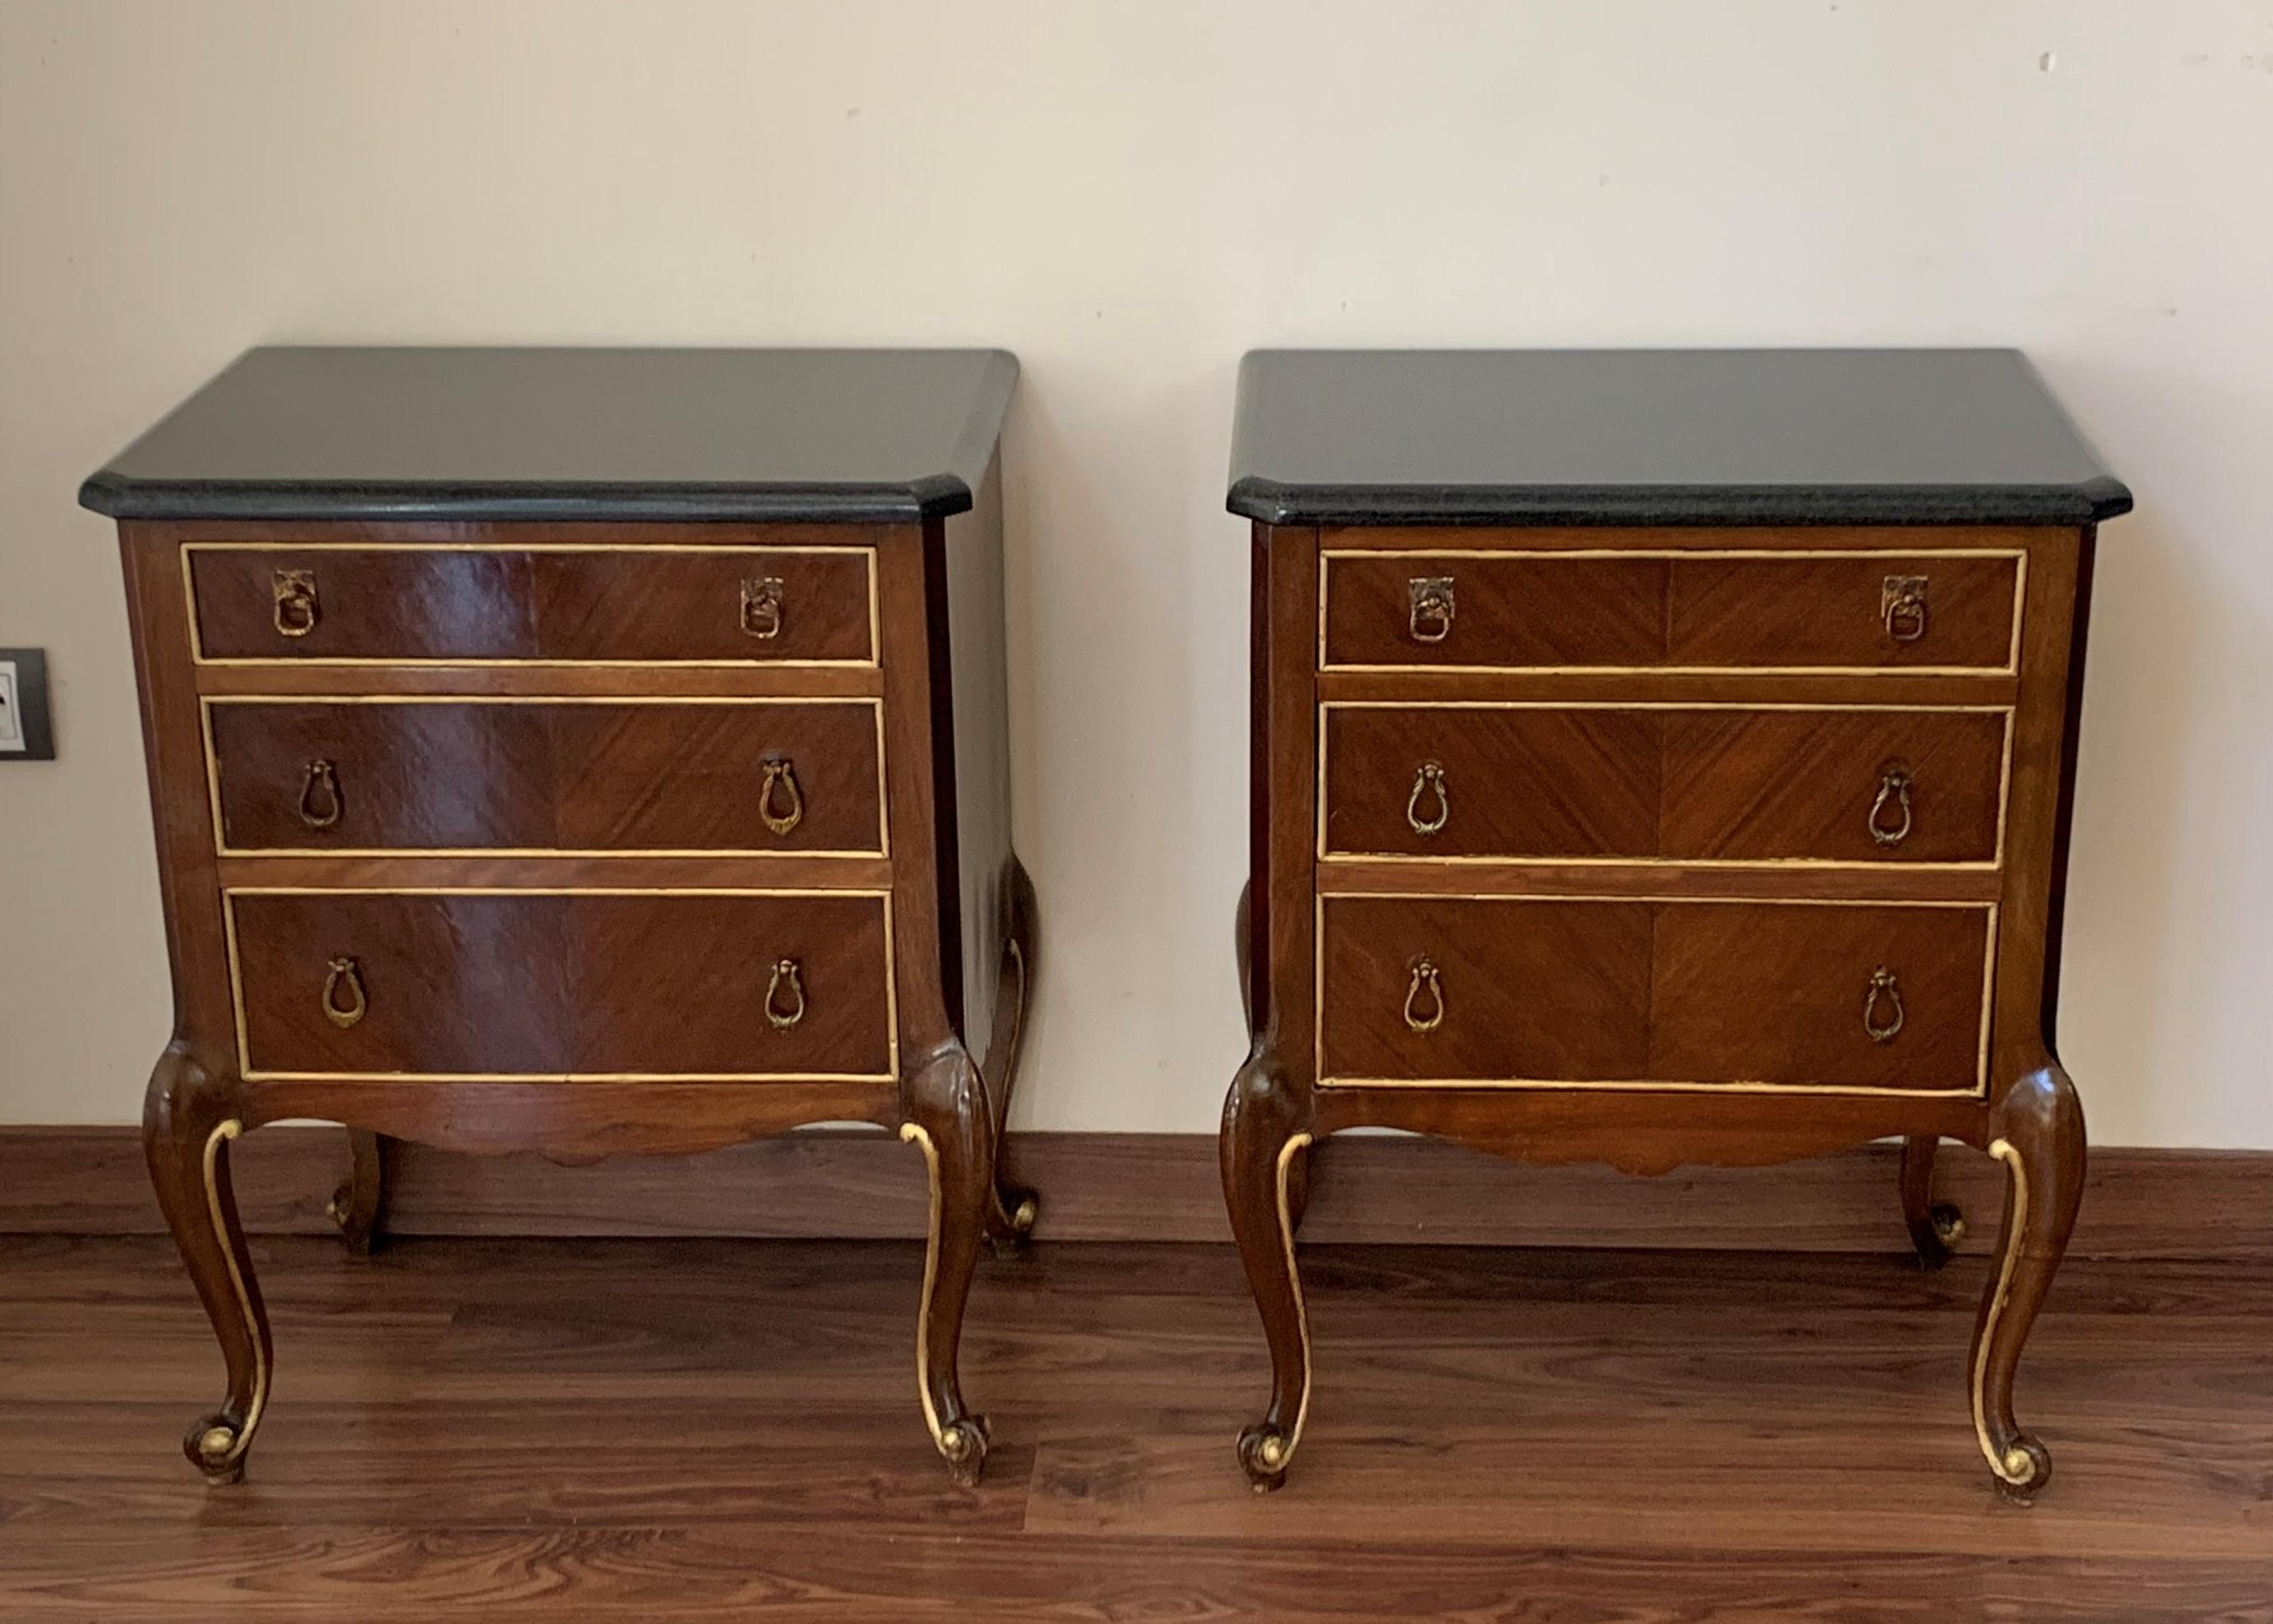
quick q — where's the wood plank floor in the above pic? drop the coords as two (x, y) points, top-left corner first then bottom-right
(1, 1234), (2267, 1621)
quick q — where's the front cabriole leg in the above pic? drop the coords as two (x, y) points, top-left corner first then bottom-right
(901, 1046), (996, 1485)
(1222, 1045), (1311, 1492)
(1969, 1061), (2086, 1497)
(142, 1046), (271, 1484)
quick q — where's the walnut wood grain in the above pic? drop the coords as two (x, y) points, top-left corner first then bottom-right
(207, 697), (885, 854)
(228, 889), (894, 1079)
(1323, 703), (2007, 863)
(1323, 544), (2021, 671)
(186, 542), (875, 664)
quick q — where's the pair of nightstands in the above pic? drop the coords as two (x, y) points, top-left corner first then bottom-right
(86, 346), (2123, 1497)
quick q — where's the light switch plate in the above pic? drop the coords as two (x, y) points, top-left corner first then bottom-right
(0, 649), (55, 760)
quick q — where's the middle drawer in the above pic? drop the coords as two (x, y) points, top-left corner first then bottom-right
(205, 696), (885, 856)
(1321, 703), (2010, 866)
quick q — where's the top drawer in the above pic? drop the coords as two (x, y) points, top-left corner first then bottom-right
(1320, 547), (2023, 673)
(183, 542), (876, 666)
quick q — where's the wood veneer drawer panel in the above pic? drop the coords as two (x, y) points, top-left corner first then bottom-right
(184, 543), (875, 664)
(1321, 554), (1665, 669)
(1317, 895), (1991, 1093)
(1667, 553), (2020, 671)
(206, 698), (885, 856)
(1318, 897), (1655, 1083)
(1319, 548), (2021, 671)
(226, 889), (894, 1079)
(1321, 704), (2007, 864)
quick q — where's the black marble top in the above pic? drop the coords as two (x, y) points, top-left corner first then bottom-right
(1227, 348), (2129, 528)
(81, 347), (1019, 523)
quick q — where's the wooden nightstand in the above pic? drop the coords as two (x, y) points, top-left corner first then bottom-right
(1219, 348), (2128, 1497)
(83, 347), (1035, 1486)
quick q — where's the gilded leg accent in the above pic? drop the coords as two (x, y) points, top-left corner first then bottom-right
(1222, 1050), (1312, 1492)
(1900, 1135), (1965, 1271)
(328, 1128), (386, 1255)
(982, 860), (1040, 1248)
(143, 1049), (271, 1486)
(903, 1050), (996, 1487)
(1968, 1063), (2086, 1498)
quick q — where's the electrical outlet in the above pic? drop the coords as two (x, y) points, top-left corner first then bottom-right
(0, 649), (55, 760)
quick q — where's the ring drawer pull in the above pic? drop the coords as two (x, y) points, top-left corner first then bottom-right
(1882, 574), (1929, 644)
(1863, 966), (1905, 1045)
(758, 755), (805, 836)
(1868, 767), (1912, 848)
(1407, 761), (1449, 836)
(271, 570), (320, 638)
(1403, 957), (1445, 1033)
(298, 759), (344, 831)
(765, 957), (806, 1030)
(321, 956), (367, 1030)
(1407, 576), (1455, 644)
(741, 576), (785, 640)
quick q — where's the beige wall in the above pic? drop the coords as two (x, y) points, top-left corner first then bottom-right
(2, 2), (2268, 1143)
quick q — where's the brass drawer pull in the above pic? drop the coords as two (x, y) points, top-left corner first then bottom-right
(321, 956), (367, 1030)
(1407, 577), (1455, 644)
(758, 755), (805, 836)
(298, 759), (343, 831)
(1407, 761), (1449, 836)
(272, 570), (320, 637)
(1863, 966), (1905, 1044)
(741, 576), (785, 640)
(1869, 767), (1912, 847)
(1882, 574), (1929, 643)
(765, 957), (806, 1030)
(1403, 957), (1445, 1033)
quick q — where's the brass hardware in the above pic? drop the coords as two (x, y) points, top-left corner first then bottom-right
(1882, 575), (1929, 643)
(321, 956), (367, 1029)
(1869, 766), (1913, 847)
(271, 570), (319, 637)
(1407, 577), (1455, 644)
(758, 754), (805, 836)
(1406, 761), (1449, 836)
(1863, 965), (1905, 1044)
(297, 759), (343, 831)
(741, 576), (785, 639)
(1402, 957), (1445, 1033)
(765, 957), (806, 1029)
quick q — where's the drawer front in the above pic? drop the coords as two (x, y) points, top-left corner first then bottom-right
(226, 889), (895, 1079)
(1322, 704), (2008, 865)
(185, 543), (875, 664)
(206, 698), (885, 856)
(1318, 895), (1992, 1094)
(1320, 549), (2021, 671)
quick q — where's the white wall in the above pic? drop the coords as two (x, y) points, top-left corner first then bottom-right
(2, 1), (2268, 1144)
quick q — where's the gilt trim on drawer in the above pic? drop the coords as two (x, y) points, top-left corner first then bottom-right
(219, 886), (900, 1084)
(1312, 891), (1998, 1099)
(1315, 701), (2016, 871)
(1318, 547), (2027, 676)
(198, 694), (892, 860)
(180, 542), (882, 668)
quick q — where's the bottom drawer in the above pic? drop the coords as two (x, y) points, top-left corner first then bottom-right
(225, 888), (895, 1080)
(1318, 895), (1992, 1095)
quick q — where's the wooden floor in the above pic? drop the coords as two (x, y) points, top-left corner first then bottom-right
(1, 1234), (2267, 1621)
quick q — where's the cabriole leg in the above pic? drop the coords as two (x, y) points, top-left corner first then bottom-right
(329, 1129), (386, 1255)
(1969, 1063), (2086, 1498)
(981, 860), (1040, 1248)
(1222, 1049), (1310, 1492)
(903, 1050), (995, 1486)
(142, 1048), (271, 1485)
(1900, 1135), (1966, 1270)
